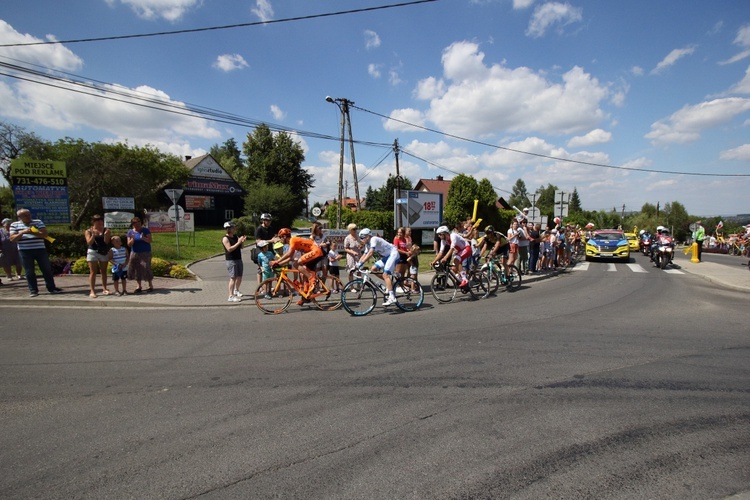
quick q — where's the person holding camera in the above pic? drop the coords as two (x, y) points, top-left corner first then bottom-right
(223, 221), (247, 303)
(85, 214), (112, 298)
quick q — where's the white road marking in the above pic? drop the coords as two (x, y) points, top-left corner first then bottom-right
(572, 262), (589, 271)
(663, 269), (685, 274)
(606, 263), (617, 272)
(627, 263), (648, 273)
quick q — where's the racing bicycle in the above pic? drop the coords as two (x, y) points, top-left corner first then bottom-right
(341, 269), (424, 316)
(430, 261), (491, 303)
(481, 257), (522, 294)
(255, 267), (343, 314)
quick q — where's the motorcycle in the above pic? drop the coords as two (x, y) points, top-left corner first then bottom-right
(651, 233), (674, 270)
(639, 234), (652, 256)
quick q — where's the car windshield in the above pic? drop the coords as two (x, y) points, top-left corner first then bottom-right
(626, 234), (636, 240)
(594, 232), (624, 242)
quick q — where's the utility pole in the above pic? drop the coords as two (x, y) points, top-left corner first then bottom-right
(394, 139), (403, 227)
(325, 96), (361, 228)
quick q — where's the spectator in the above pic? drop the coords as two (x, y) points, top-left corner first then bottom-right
(327, 241), (342, 292)
(1, 218), (23, 281)
(222, 221), (247, 302)
(517, 221), (529, 274)
(254, 213), (277, 286)
(127, 216), (154, 293)
(692, 220), (706, 262)
(85, 214), (112, 298)
(344, 223), (361, 281)
(9, 208), (62, 297)
(507, 219), (521, 269)
(393, 227), (410, 277)
(109, 235), (129, 296)
(528, 223), (541, 273)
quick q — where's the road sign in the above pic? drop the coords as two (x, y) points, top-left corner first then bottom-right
(312, 207), (322, 217)
(168, 205), (185, 221)
(165, 188), (183, 203)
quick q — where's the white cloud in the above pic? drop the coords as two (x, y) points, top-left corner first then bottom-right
(105, 0), (201, 21)
(726, 66), (750, 94)
(384, 108), (425, 132)
(389, 69), (403, 86)
(0, 20), (83, 71)
(414, 76), (446, 100)
(367, 63), (382, 79)
(631, 66), (644, 76)
(720, 144), (750, 161)
(270, 104), (286, 120)
(364, 30), (381, 50)
(513, 0), (535, 9)
(213, 54), (248, 72)
(645, 97), (750, 145)
(251, 0), (274, 22)
(567, 128), (612, 148)
(720, 25), (750, 65)
(651, 46), (695, 74)
(397, 41), (609, 138)
(526, 2), (583, 38)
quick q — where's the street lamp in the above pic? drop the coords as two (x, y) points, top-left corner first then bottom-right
(325, 96), (361, 229)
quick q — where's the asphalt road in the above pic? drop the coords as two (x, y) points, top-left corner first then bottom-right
(1, 252), (748, 499)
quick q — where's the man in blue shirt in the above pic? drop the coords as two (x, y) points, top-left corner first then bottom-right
(9, 209), (62, 297)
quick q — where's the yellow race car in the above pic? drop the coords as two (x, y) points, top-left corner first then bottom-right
(624, 232), (640, 252)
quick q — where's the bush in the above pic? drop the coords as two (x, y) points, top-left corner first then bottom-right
(234, 216), (255, 239)
(71, 256), (88, 274)
(169, 264), (192, 279)
(150, 257), (172, 276)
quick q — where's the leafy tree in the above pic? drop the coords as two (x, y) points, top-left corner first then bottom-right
(209, 138), (242, 177)
(367, 174), (413, 212)
(663, 201), (690, 241)
(508, 178), (529, 209)
(443, 174), (479, 226)
(640, 202), (657, 217)
(243, 181), (298, 227)
(0, 121), (49, 185)
(241, 124), (312, 228)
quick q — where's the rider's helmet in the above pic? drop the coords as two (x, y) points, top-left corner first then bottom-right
(358, 228), (372, 240)
(260, 213), (272, 221)
(277, 228), (292, 238)
(484, 225), (495, 233)
(639, 229), (645, 235)
(656, 225), (665, 233)
(436, 225), (450, 235)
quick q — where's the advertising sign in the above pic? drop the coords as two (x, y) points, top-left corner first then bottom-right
(102, 197), (135, 210)
(104, 212), (135, 229)
(393, 190), (442, 229)
(322, 229), (383, 253)
(11, 159), (70, 224)
(144, 211), (194, 232)
(185, 195), (214, 210)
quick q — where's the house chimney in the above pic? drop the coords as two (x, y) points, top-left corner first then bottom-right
(185, 156), (192, 161)
(436, 175), (443, 181)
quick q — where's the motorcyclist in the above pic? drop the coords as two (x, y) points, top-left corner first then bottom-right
(650, 226), (665, 262)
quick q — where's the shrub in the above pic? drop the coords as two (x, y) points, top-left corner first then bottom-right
(150, 257), (172, 276)
(169, 264), (192, 279)
(71, 257), (88, 274)
(234, 216), (255, 239)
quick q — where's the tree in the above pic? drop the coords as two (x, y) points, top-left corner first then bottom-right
(0, 122), (49, 185)
(663, 201), (690, 241)
(366, 174), (413, 212)
(209, 138), (242, 177)
(443, 174), (479, 226)
(243, 181), (298, 226)
(534, 183), (559, 220)
(569, 188), (582, 213)
(508, 178), (529, 209)
(241, 124), (312, 228)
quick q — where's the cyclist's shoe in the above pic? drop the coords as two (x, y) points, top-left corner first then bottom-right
(459, 278), (468, 288)
(383, 296), (398, 307)
(297, 298), (311, 306)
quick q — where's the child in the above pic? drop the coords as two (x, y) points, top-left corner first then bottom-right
(327, 241), (343, 291)
(109, 235), (128, 296)
(407, 243), (421, 287)
(256, 240), (276, 299)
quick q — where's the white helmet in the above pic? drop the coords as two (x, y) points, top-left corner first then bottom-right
(656, 225), (665, 232)
(639, 229), (645, 235)
(436, 225), (450, 235)
(358, 228), (372, 240)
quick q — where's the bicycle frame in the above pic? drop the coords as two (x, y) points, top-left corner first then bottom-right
(255, 267), (343, 314)
(342, 269), (423, 316)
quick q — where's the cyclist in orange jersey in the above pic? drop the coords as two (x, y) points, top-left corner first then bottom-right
(270, 228), (324, 305)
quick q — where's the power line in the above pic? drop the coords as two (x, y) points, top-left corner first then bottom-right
(351, 104), (750, 178)
(0, 0), (438, 48)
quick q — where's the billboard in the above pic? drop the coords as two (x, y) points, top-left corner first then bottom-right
(393, 190), (442, 229)
(10, 159), (70, 224)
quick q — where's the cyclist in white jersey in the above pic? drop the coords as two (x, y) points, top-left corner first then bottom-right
(356, 228), (400, 306)
(432, 225), (472, 287)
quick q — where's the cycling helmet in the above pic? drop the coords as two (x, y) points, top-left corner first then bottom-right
(223, 221), (236, 229)
(260, 213), (272, 221)
(277, 228), (292, 238)
(656, 225), (665, 232)
(484, 225), (495, 233)
(358, 228), (372, 240)
(436, 225), (450, 235)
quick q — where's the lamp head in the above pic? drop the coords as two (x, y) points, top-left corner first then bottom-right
(325, 96), (334, 103)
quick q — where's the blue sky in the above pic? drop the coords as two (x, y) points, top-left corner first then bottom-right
(1, 0), (749, 216)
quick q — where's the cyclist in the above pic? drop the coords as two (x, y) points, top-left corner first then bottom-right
(477, 225), (510, 276)
(270, 228), (324, 305)
(432, 225), (472, 288)
(356, 228), (400, 306)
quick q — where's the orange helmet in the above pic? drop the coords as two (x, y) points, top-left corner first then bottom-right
(277, 228), (292, 238)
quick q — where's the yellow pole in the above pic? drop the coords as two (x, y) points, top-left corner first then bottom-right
(690, 242), (700, 263)
(472, 199), (478, 222)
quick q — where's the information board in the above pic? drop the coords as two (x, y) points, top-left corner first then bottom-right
(11, 159), (70, 224)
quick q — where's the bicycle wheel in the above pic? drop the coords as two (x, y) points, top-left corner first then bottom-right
(394, 277), (424, 312)
(255, 277), (292, 314)
(342, 280), (377, 316)
(482, 264), (500, 294)
(505, 264), (522, 291)
(312, 275), (344, 311)
(467, 269), (491, 299)
(431, 271), (458, 303)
